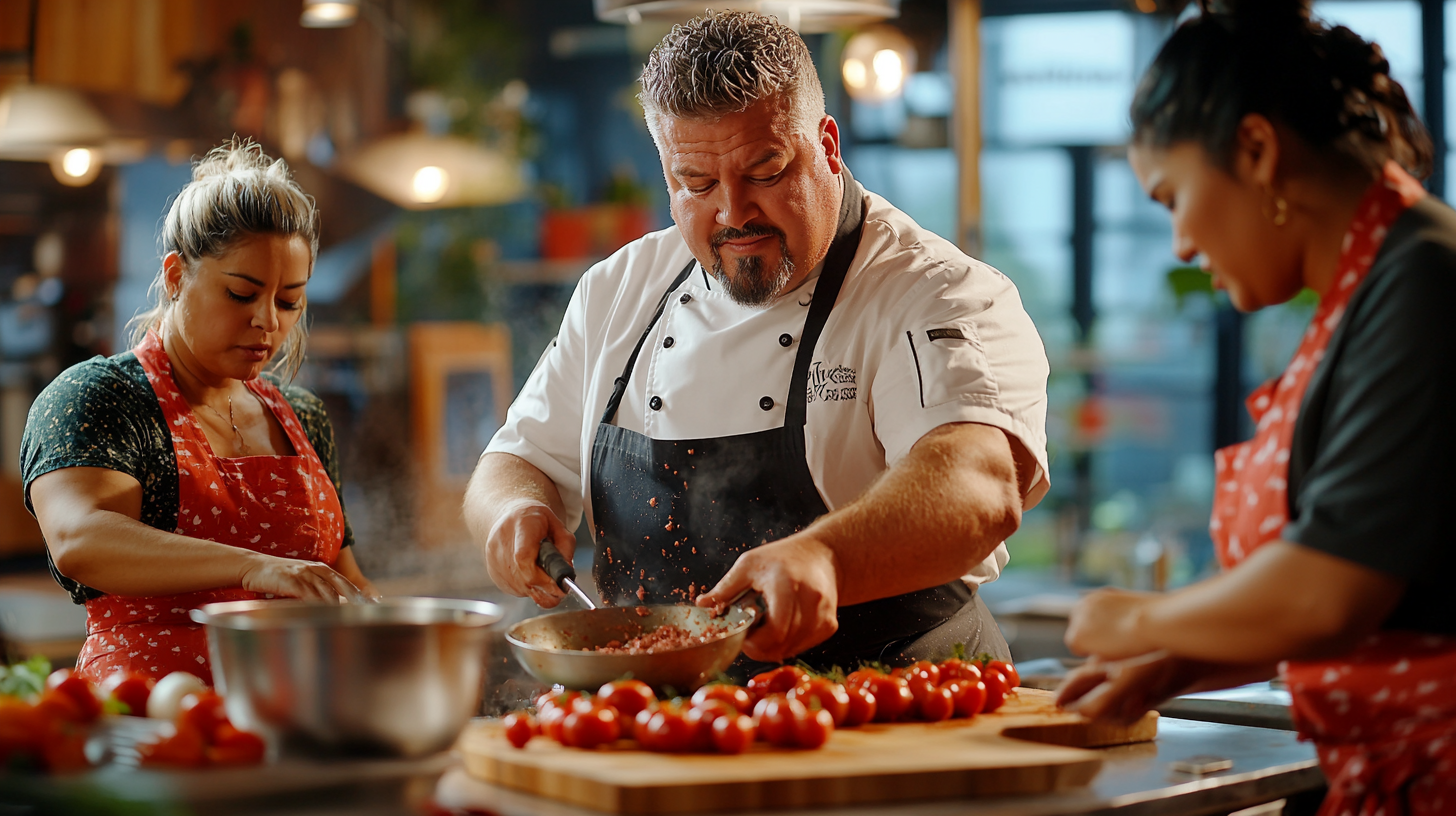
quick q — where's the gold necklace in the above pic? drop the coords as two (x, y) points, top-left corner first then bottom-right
(200, 396), (249, 455)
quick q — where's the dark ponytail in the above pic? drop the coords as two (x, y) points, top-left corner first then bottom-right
(1131, 0), (1433, 179)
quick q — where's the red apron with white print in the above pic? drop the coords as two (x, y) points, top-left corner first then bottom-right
(1211, 162), (1456, 815)
(74, 331), (345, 686)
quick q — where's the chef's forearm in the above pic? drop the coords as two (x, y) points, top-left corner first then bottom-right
(807, 422), (1021, 606)
(1134, 542), (1405, 663)
(463, 452), (569, 540)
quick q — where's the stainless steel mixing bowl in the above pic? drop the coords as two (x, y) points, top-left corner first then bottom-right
(192, 597), (501, 758)
(506, 602), (757, 691)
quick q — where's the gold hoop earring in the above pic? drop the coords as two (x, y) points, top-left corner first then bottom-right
(1272, 196), (1289, 227)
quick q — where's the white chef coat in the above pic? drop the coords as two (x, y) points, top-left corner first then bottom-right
(487, 186), (1050, 586)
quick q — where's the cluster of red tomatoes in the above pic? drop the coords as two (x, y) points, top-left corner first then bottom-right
(503, 657), (1019, 755)
(137, 687), (266, 768)
(0, 669), (110, 772)
(0, 667), (265, 773)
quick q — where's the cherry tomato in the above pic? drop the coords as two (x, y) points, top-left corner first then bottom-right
(711, 713), (755, 754)
(638, 705), (694, 753)
(0, 699), (45, 764)
(905, 660), (941, 687)
(691, 684), (754, 714)
(44, 672), (101, 724)
(916, 683), (954, 722)
(751, 694), (804, 748)
(842, 684), (876, 727)
(985, 660), (1020, 690)
(866, 675), (914, 722)
(845, 668), (883, 690)
(536, 689), (580, 714)
(937, 659), (981, 684)
(562, 702), (621, 749)
(138, 721), (206, 768)
(36, 688), (89, 727)
(786, 678), (850, 726)
(40, 721), (91, 773)
(179, 691), (229, 741)
(941, 680), (986, 718)
(747, 666), (806, 701)
(99, 672), (154, 718)
(539, 703), (570, 743)
(598, 680), (656, 719)
(503, 712), (537, 749)
(684, 699), (736, 751)
(794, 706), (835, 749)
(980, 668), (1010, 714)
(207, 723), (266, 765)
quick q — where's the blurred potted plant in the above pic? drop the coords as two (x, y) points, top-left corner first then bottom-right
(540, 169), (654, 260)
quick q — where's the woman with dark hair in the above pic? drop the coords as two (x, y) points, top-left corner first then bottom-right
(22, 140), (375, 685)
(1057, 1), (1456, 812)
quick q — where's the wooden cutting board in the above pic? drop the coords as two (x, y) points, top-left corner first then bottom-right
(459, 689), (1157, 814)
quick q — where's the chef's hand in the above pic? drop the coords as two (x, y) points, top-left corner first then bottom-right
(1054, 652), (1191, 725)
(239, 553), (365, 603)
(483, 499), (576, 608)
(1064, 587), (1158, 660)
(696, 533), (839, 663)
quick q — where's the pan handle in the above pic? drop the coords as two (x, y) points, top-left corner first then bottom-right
(536, 538), (577, 591)
(726, 588), (768, 630)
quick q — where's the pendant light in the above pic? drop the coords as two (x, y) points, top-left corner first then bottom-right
(0, 83), (112, 186)
(301, 0), (359, 28)
(594, 0), (899, 33)
(337, 132), (527, 210)
(840, 24), (916, 102)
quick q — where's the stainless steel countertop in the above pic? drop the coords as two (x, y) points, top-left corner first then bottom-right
(431, 717), (1322, 816)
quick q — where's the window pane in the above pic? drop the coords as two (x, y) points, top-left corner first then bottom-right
(981, 12), (1138, 147)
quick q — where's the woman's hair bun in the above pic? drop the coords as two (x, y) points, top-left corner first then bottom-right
(190, 137), (288, 183)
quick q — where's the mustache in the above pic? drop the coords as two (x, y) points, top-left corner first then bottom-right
(710, 224), (785, 249)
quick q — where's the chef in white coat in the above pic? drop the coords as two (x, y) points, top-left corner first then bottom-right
(466, 10), (1049, 671)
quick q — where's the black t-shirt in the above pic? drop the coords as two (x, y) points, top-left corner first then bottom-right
(1285, 195), (1456, 635)
(20, 351), (354, 604)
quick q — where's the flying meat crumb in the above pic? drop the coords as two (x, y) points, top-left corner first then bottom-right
(649, 497), (658, 507)
(637, 585), (646, 601)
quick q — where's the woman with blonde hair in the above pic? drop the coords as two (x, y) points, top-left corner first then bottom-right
(22, 139), (375, 684)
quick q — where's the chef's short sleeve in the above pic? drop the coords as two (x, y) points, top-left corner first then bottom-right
(22, 357), (152, 509)
(870, 263), (1051, 507)
(485, 273), (592, 530)
(1284, 237), (1456, 586)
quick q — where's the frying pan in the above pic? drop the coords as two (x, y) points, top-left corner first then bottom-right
(505, 541), (762, 691)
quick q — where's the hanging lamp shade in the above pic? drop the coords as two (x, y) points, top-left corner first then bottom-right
(337, 132), (528, 210)
(593, 0), (899, 32)
(0, 83), (110, 161)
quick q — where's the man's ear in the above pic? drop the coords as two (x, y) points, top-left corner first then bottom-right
(820, 115), (844, 175)
(1234, 113), (1281, 189)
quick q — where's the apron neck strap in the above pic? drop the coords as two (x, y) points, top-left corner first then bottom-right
(597, 169), (867, 430)
(785, 171), (865, 428)
(599, 258), (697, 425)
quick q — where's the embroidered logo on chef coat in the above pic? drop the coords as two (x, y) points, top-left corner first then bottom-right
(806, 361), (857, 403)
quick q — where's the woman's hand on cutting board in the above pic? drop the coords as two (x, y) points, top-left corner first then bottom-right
(697, 534), (839, 663)
(1057, 653), (1278, 725)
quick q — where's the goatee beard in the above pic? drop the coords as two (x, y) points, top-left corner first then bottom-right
(709, 226), (795, 307)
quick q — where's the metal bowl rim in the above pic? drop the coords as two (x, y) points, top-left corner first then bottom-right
(192, 596), (503, 630)
(504, 603), (755, 656)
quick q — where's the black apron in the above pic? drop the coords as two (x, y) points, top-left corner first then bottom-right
(587, 172), (1010, 674)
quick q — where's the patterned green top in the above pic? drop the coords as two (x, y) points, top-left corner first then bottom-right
(20, 352), (354, 604)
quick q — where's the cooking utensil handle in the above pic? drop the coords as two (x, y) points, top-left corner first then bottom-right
(536, 538), (576, 590)
(728, 588), (768, 629)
